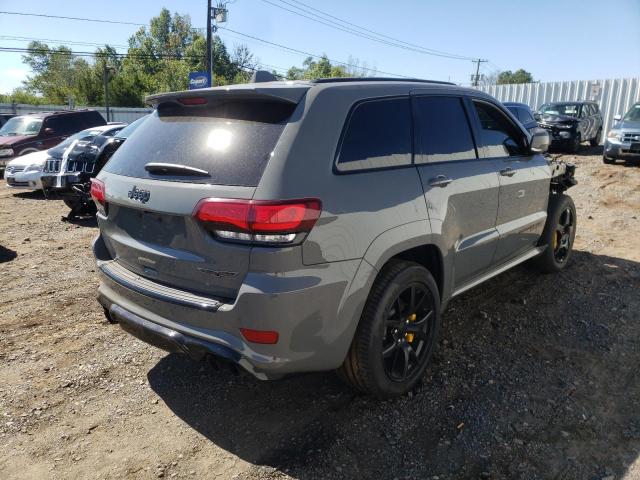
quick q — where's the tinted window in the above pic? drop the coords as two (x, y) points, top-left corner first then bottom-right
(506, 106), (521, 120)
(336, 97), (411, 171)
(104, 101), (295, 186)
(44, 116), (70, 135)
(472, 101), (528, 158)
(78, 111), (106, 128)
(581, 105), (591, 117)
(413, 96), (476, 163)
(592, 104), (600, 114)
(518, 107), (535, 124)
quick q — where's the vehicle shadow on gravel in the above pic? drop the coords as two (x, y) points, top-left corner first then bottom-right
(0, 244), (17, 263)
(11, 190), (46, 200)
(148, 249), (640, 480)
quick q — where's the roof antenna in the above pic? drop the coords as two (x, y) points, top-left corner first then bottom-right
(250, 70), (279, 83)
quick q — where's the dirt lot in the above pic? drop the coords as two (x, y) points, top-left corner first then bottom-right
(1, 147), (639, 480)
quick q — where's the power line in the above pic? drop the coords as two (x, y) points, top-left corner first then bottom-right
(0, 35), (129, 50)
(283, 0), (477, 60)
(0, 46), (291, 78)
(0, 46), (204, 61)
(258, 0), (477, 61)
(218, 26), (408, 77)
(0, 10), (146, 26)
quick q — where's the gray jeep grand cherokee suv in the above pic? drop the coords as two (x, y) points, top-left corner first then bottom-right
(92, 77), (577, 397)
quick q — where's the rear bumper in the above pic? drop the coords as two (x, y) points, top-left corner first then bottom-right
(93, 234), (373, 379)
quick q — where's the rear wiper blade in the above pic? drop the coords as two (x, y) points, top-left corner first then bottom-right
(144, 162), (210, 177)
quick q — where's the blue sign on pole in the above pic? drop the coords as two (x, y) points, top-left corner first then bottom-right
(189, 71), (211, 90)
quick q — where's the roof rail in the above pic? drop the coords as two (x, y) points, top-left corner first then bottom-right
(311, 77), (455, 85)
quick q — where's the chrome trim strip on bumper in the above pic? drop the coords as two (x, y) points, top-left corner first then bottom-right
(98, 260), (224, 312)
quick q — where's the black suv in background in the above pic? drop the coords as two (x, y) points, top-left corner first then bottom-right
(536, 101), (602, 152)
(0, 110), (106, 169)
(42, 116), (147, 219)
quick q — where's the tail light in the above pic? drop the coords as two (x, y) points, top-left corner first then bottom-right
(90, 178), (106, 214)
(194, 198), (322, 245)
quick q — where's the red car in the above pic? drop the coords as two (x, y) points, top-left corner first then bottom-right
(0, 110), (106, 169)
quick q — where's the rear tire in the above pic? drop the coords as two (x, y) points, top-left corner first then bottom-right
(590, 128), (602, 147)
(532, 194), (577, 273)
(338, 260), (440, 398)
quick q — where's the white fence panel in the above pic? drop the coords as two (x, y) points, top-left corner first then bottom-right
(478, 77), (640, 139)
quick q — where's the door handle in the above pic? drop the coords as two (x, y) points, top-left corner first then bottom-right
(429, 175), (453, 188)
(500, 167), (516, 177)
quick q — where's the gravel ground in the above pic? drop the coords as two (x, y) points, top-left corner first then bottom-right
(1, 146), (639, 480)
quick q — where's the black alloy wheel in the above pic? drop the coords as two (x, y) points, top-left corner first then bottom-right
(382, 283), (435, 382)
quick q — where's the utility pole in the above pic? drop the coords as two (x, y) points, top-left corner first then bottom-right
(472, 58), (488, 87)
(103, 63), (111, 122)
(206, 1), (228, 87)
(206, 0), (212, 80)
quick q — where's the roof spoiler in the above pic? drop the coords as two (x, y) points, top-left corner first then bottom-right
(145, 83), (309, 107)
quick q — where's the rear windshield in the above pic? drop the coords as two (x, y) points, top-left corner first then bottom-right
(103, 100), (295, 186)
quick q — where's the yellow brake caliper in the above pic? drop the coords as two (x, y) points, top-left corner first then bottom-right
(552, 231), (559, 250)
(405, 313), (416, 343)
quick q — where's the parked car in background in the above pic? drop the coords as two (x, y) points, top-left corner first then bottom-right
(535, 101), (602, 152)
(42, 119), (146, 218)
(0, 110), (106, 170)
(3, 150), (49, 189)
(0, 113), (16, 128)
(504, 102), (539, 134)
(603, 102), (640, 164)
(92, 77), (577, 397)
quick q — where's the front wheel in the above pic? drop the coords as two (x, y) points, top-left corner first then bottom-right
(338, 260), (441, 398)
(603, 155), (614, 164)
(532, 194), (577, 273)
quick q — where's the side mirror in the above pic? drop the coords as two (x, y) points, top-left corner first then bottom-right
(530, 128), (549, 154)
(613, 114), (622, 122)
(44, 127), (55, 135)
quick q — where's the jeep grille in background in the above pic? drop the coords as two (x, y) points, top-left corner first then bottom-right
(44, 159), (61, 173)
(66, 159), (95, 174)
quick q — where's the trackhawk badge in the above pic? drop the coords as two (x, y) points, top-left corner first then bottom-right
(128, 186), (150, 204)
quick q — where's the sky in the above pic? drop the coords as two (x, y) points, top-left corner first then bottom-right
(0, 0), (639, 94)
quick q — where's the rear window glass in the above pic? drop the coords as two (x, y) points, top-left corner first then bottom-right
(103, 100), (295, 186)
(336, 97), (411, 172)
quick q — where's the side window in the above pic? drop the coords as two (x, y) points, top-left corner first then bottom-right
(413, 96), (477, 163)
(581, 105), (591, 117)
(44, 116), (65, 134)
(519, 108), (535, 124)
(336, 97), (412, 172)
(592, 104), (600, 115)
(472, 101), (528, 158)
